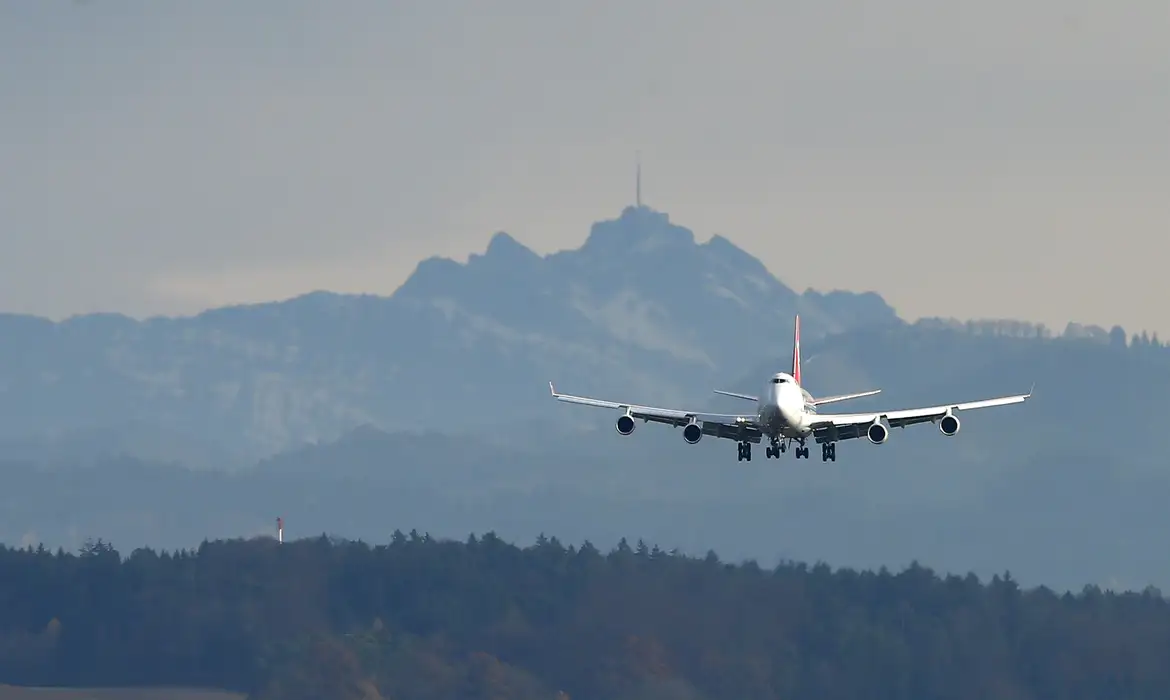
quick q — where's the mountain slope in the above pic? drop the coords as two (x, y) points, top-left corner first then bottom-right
(3, 320), (1169, 590)
(0, 205), (896, 464)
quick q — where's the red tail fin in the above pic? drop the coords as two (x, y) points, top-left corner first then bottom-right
(791, 315), (802, 385)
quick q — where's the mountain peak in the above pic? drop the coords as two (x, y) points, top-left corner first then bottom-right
(394, 255), (464, 299)
(702, 234), (770, 273)
(483, 231), (538, 261)
(469, 231), (543, 277)
(397, 231), (541, 299)
(579, 205), (694, 257)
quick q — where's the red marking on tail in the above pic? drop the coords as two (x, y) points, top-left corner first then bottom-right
(792, 315), (802, 385)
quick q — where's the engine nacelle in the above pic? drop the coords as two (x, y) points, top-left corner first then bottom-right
(939, 413), (960, 436)
(682, 422), (703, 444)
(866, 420), (890, 445)
(616, 414), (636, 436)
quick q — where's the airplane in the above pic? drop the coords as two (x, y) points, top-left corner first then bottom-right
(548, 315), (1031, 462)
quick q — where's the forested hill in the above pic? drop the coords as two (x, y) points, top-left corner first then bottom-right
(0, 534), (1168, 700)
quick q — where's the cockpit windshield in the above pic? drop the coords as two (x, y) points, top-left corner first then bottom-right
(771, 377), (786, 384)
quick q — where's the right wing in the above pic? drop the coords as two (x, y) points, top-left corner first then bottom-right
(811, 389), (882, 406)
(549, 382), (764, 443)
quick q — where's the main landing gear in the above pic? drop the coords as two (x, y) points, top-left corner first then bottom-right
(763, 438), (811, 459)
(747, 437), (829, 461)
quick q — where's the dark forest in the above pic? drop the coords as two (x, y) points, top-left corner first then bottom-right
(0, 532), (1167, 699)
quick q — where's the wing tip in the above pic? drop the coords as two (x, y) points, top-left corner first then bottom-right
(549, 381), (556, 397)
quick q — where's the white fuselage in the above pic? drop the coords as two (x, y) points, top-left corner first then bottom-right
(755, 374), (815, 439)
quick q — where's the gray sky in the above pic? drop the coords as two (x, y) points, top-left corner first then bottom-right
(3, 1), (1167, 335)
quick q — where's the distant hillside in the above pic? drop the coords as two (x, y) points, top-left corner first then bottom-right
(4, 316), (1170, 596)
(0, 205), (895, 465)
(718, 317), (1170, 491)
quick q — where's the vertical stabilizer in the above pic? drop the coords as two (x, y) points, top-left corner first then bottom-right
(792, 315), (802, 384)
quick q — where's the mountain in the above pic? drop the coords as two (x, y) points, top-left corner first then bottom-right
(0, 205), (896, 465)
(4, 203), (1170, 591)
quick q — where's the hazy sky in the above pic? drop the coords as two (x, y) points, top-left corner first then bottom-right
(3, 1), (1167, 335)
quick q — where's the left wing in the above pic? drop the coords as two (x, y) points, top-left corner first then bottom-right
(808, 389), (1032, 443)
(712, 389), (759, 402)
(549, 382), (764, 443)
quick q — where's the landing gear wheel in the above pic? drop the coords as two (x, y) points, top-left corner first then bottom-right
(766, 439), (782, 459)
(737, 442), (752, 462)
(821, 443), (837, 462)
(795, 446), (809, 459)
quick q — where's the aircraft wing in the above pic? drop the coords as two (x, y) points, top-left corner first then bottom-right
(807, 390), (1032, 443)
(811, 389), (882, 406)
(549, 382), (764, 443)
(712, 389), (759, 402)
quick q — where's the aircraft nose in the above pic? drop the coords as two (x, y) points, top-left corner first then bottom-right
(779, 401), (801, 425)
(777, 387), (802, 424)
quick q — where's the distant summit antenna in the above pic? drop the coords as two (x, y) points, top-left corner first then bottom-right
(277, 517), (283, 544)
(635, 151), (642, 208)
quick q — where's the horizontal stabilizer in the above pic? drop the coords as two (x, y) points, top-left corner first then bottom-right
(812, 389), (882, 406)
(713, 389), (759, 402)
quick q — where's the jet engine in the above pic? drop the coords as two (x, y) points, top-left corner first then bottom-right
(616, 415), (636, 436)
(682, 422), (703, 444)
(866, 420), (890, 445)
(939, 413), (960, 436)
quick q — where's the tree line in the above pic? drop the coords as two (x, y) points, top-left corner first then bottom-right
(0, 532), (1167, 699)
(913, 316), (1166, 349)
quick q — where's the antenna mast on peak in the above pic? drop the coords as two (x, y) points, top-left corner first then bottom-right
(635, 151), (642, 208)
